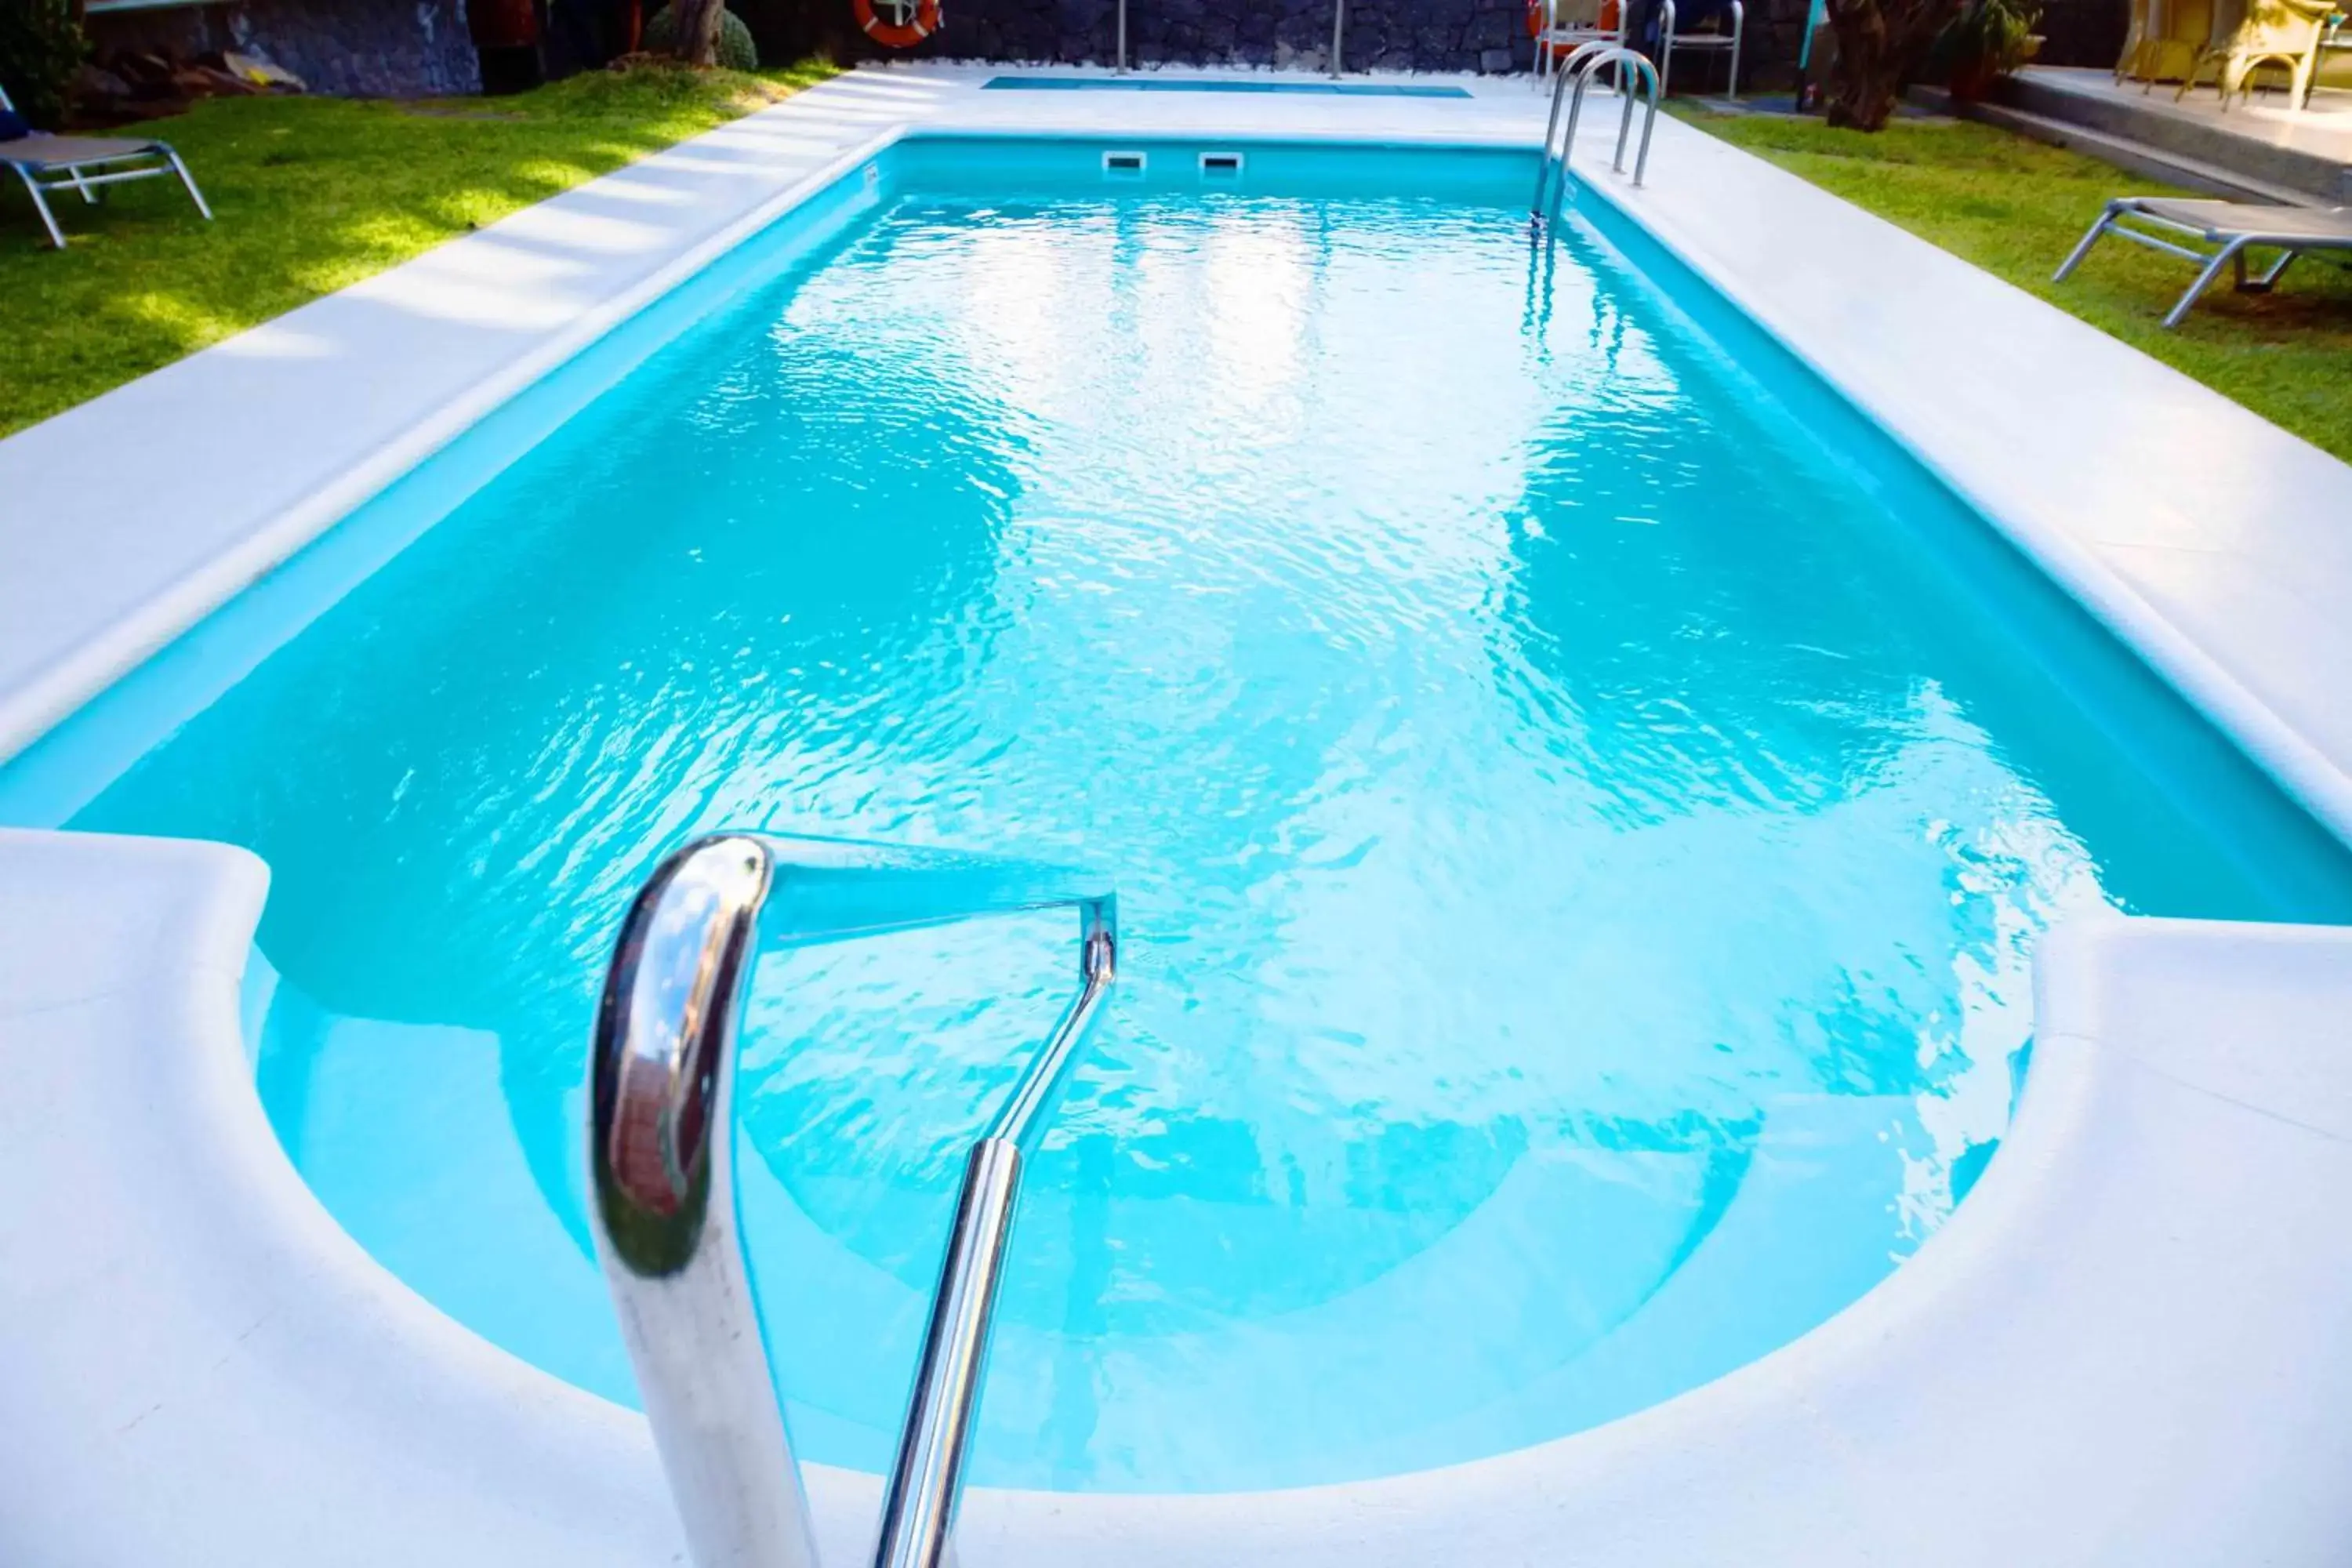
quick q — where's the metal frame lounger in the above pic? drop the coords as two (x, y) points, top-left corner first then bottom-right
(2055, 195), (2352, 327)
(0, 84), (212, 250)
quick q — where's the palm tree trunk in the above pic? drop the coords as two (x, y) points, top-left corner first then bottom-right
(669, 0), (726, 64)
(1822, 0), (1960, 129)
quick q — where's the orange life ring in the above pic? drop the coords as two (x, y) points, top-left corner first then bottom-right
(855, 0), (940, 48)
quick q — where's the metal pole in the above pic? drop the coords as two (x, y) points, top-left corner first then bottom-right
(590, 834), (1120, 1568)
(588, 838), (822, 1568)
(871, 1140), (1022, 1568)
(1632, 68), (1660, 183)
(873, 916), (1116, 1568)
(162, 147), (213, 220)
(1116, 0), (1128, 73)
(1330, 0), (1345, 78)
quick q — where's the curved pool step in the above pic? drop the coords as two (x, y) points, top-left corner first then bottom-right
(6, 826), (2352, 1565)
(1371, 1090), (1920, 1472)
(956, 914), (2352, 1566)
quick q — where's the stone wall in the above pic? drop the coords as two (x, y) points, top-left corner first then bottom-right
(778, 0), (1784, 88)
(1730, 0), (1817, 90)
(855, 0), (2120, 85)
(85, 0), (2126, 107)
(86, 0), (480, 99)
(932, 0), (1536, 75)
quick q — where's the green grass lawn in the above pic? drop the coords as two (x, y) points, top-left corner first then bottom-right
(8, 79), (2345, 459)
(0, 61), (833, 437)
(1678, 109), (2352, 464)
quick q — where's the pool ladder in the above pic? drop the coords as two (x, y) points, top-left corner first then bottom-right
(587, 833), (1118, 1568)
(1530, 41), (1661, 230)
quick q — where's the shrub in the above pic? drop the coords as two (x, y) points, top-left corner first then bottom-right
(1936, 0), (2042, 98)
(641, 5), (760, 70)
(0, 0), (88, 128)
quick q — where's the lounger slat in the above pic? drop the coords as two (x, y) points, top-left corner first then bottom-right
(0, 135), (168, 168)
(2132, 198), (2352, 243)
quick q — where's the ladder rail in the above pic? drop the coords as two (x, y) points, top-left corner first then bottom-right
(588, 832), (1119, 1568)
(1531, 41), (1663, 228)
(1532, 38), (1627, 221)
(873, 913), (1116, 1568)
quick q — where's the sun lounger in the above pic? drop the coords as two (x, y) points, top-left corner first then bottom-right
(2053, 194), (2352, 326)
(0, 84), (212, 250)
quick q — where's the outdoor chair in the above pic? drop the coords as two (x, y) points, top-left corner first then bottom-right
(1661, 0), (1745, 96)
(1534, 0), (1628, 82)
(2176, 0), (2335, 107)
(2054, 194), (2352, 325)
(2116, 0), (2216, 84)
(0, 83), (212, 249)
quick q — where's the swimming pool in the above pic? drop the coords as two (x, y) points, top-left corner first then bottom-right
(982, 76), (1474, 96)
(5, 134), (2348, 1497)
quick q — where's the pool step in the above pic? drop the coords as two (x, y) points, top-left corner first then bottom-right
(262, 983), (1941, 1494)
(1395, 1091), (1921, 1455)
(1932, 68), (2352, 205)
(775, 1134), (1742, 1486)
(1914, 87), (2329, 206)
(261, 997), (639, 1403)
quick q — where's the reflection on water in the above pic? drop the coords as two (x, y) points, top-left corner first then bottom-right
(57, 176), (2352, 1492)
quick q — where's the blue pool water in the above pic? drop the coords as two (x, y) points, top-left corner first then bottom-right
(982, 75), (1475, 96)
(7, 138), (2350, 1494)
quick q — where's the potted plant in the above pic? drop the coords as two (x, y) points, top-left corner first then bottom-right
(1939, 0), (2042, 102)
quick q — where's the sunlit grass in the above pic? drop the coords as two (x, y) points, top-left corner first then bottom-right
(0, 61), (835, 435)
(1677, 109), (2352, 463)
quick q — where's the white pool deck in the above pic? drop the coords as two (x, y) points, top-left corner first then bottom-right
(3, 64), (2352, 1567)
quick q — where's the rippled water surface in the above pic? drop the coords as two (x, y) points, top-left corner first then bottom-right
(31, 144), (2352, 1490)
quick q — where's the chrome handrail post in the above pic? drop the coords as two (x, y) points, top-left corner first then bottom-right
(985, 901), (1116, 1152)
(1631, 57), (1661, 183)
(1536, 43), (1661, 221)
(875, 1136), (1020, 1568)
(1559, 59), (1601, 213)
(1533, 45), (1576, 220)
(1600, 51), (1660, 182)
(872, 904), (1115, 1568)
(1330, 0), (1346, 78)
(590, 836), (822, 1568)
(590, 833), (1120, 1568)
(1616, 58), (1640, 168)
(1530, 38), (1619, 226)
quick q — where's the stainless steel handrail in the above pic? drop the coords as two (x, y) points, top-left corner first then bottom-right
(872, 915), (1113, 1568)
(1576, 45), (1662, 187)
(589, 832), (1119, 1568)
(1330, 0), (1347, 77)
(1530, 37), (1625, 223)
(1530, 42), (1661, 227)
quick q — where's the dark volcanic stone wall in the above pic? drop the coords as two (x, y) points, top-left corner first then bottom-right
(793, 0), (1784, 88)
(936, 0), (1541, 74)
(87, 0), (2122, 114)
(87, 0), (480, 98)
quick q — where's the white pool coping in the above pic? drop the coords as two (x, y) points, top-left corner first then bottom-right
(3, 63), (2352, 1566)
